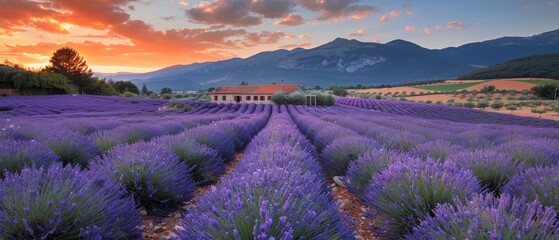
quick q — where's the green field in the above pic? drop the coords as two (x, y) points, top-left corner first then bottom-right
(412, 81), (485, 91)
(516, 79), (559, 86)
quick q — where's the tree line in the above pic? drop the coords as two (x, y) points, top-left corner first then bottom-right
(1, 47), (156, 96)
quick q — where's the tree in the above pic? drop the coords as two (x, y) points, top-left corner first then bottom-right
(239, 81), (249, 86)
(287, 94), (307, 105)
(531, 108), (547, 118)
(45, 47), (93, 92)
(314, 85), (322, 90)
(111, 81), (139, 94)
(476, 101), (489, 109)
(160, 87), (172, 95)
(531, 84), (558, 100)
(490, 101), (504, 110)
(271, 91), (288, 105)
(332, 86), (348, 97)
(141, 84), (149, 95)
(505, 103), (518, 114)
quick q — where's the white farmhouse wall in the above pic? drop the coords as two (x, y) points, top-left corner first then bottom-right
(211, 94), (273, 104)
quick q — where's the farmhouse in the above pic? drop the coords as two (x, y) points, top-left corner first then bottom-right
(210, 84), (305, 104)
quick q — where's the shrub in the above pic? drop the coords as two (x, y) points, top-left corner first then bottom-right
(0, 139), (59, 178)
(271, 91), (288, 105)
(490, 101), (504, 110)
(117, 123), (166, 144)
(346, 149), (411, 194)
(92, 129), (127, 152)
(287, 93), (307, 105)
(186, 126), (237, 162)
(531, 84), (558, 99)
(363, 158), (481, 237)
(450, 150), (524, 194)
(413, 139), (464, 161)
(321, 136), (378, 175)
(122, 91), (136, 98)
(0, 163), (140, 239)
(312, 126), (352, 150)
(154, 135), (225, 183)
(89, 142), (195, 207)
(175, 168), (353, 239)
(480, 85), (496, 93)
(405, 194), (559, 240)
(495, 139), (559, 166)
(502, 166), (559, 210)
(476, 100), (488, 109)
(37, 129), (99, 168)
(316, 93), (335, 106)
(380, 131), (427, 152)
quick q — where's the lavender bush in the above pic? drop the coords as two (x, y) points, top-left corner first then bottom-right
(413, 139), (464, 161)
(363, 158), (482, 237)
(502, 166), (559, 211)
(90, 142), (195, 207)
(186, 126), (237, 162)
(346, 149), (411, 194)
(406, 194), (559, 240)
(0, 139), (59, 178)
(0, 163), (140, 239)
(175, 167), (353, 239)
(36, 129), (99, 168)
(154, 134), (225, 183)
(451, 150), (524, 194)
(321, 135), (378, 175)
(496, 139), (559, 166)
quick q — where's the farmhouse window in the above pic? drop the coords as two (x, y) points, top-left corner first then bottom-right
(222, 95), (226, 101)
(246, 96), (250, 101)
(267, 96), (271, 100)
(214, 96), (217, 101)
(253, 96), (258, 100)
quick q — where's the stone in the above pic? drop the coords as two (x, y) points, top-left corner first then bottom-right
(339, 200), (352, 210)
(139, 210), (148, 216)
(154, 226), (164, 233)
(174, 213), (182, 218)
(210, 185), (217, 191)
(355, 235), (365, 240)
(333, 176), (347, 188)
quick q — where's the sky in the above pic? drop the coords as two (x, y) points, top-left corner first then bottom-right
(1, 0), (558, 73)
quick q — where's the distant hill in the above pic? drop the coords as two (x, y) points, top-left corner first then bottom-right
(98, 28), (559, 90)
(458, 53), (559, 80)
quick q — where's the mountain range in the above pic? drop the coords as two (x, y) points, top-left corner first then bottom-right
(98, 28), (559, 90)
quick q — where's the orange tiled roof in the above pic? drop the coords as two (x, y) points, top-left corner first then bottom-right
(211, 84), (301, 95)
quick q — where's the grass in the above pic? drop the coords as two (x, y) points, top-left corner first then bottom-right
(412, 81), (485, 92)
(516, 79), (559, 86)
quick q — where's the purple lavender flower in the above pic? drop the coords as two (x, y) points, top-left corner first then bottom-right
(154, 134), (225, 183)
(502, 165), (559, 210)
(0, 163), (140, 239)
(0, 139), (59, 178)
(405, 194), (559, 240)
(89, 141), (195, 207)
(321, 135), (378, 175)
(363, 158), (482, 237)
(36, 129), (99, 168)
(495, 138), (559, 166)
(346, 149), (411, 194)
(450, 150), (524, 194)
(413, 139), (464, 161)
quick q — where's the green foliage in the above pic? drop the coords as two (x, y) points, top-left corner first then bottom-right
(13, 71), (77, 94)
(413, 82), (483, 92)
(458, 53), (559, 80)
(506, 104), (518, 114)
(331, 86), (348, 96)
(111, 81), (139, 94)
(271, 91), (288, 105)
(463, 101), (475, 108)
(531, 84), (558, 99)
(45, 47), (93, 91)
(316, 93), (335, 106)
(167, 101), (192, 112)
(141, 84), (149, 95)
(160, 87), (173, 95)
(491, 101), (504, 110)
(287, 93), (307, 105)
(476, 101), (489, 109)
(122, 91), (136, 98)
(480, 85), (496, 93)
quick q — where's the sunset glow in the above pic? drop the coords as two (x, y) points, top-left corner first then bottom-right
(1, 0), (558, 73)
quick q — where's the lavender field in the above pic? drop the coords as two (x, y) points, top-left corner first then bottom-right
(1, 95), (559, 239)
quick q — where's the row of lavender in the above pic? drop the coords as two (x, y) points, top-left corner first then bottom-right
(288, 104), (559, 238)
(336, 97), (559, 128)
(0, 96), (272, 239)
(174, 105), (354, 239)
